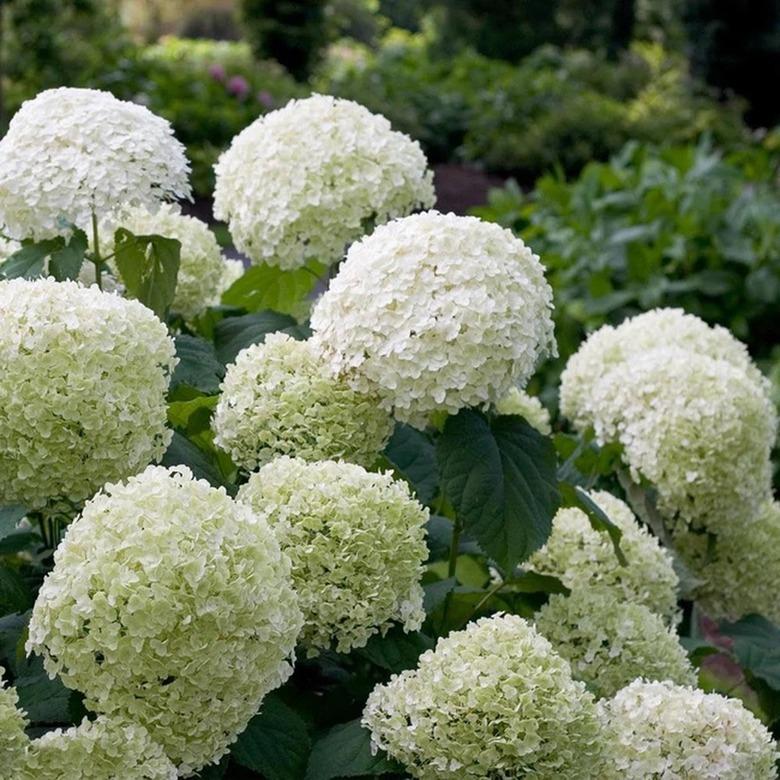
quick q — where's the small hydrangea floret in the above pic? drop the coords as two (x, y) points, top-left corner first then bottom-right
(0, 667), (28, 773)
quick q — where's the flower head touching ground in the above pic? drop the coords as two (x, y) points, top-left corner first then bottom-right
(311, 212), (556, 427)
(599, 679), (778, 779)
(494, 387), (552, 434)
(0, 667), (28, 772)
(0, 87), (190, 240)
(26, 465), (302, 775)
(0, 278), (176, 508)
(19, 717), (177, 780)
(527, 491), (680, 623)
(102, 204), (228, 321)
(213, 94), (435, 269)
(363, 613), (607, 779)
(213, 334), (393, 470)
(674, 500), (780, 623)
(238, 457), (428, 655)
(535, 590), (696, 699)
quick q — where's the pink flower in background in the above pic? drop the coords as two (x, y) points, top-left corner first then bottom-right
(208, 64), (227, 82)
(257, 90), (274, 109)
(227, 76), (250, 99)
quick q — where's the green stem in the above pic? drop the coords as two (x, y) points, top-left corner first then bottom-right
(464, 580), (506, 626)
(447, 515), (462, 578)
(91, 212), (103, 291)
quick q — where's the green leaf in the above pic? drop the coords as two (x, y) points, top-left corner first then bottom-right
(221, 260), (324, 317)
(0, 566), (32, 614)
(170, 335), (225, 396)
(48, 229), (88, 281)
(113, 228), (181, 319)
(720, 614), (780, 690)
(305, 719), (402, 780)
(0, 506), (27, 542)
(437, 410), (560, 573)
(358, 628), (435, 673)
(232, 694), (311, 780)
(213, 310), (303, 365)
(15, 662), (74, 725)
(162, 431), (226, 488)
(167, 395), (218, 436)
(383, 424), (438, 505)
(422, 577), (457, 613)
(0, 238), (64, 279)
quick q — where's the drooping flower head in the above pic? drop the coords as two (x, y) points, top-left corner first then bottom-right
(363, 613), (607, 779)
(0, 87), (190, 240)
(311, 212), (556, 427)
(213, 94), (435, 269)
(599, 679), (778, 779)
(213, 333), (393, 471)
(494, 387), (552, 434)
(527, 491), (681, 624)
(19, 717), (177, 780)
(0, 278), (176, 508)
(238, 457), (428, 654)
(535, 590), (696, 699)
(27, 465), (302, 775)
(0, 667), (28, 773)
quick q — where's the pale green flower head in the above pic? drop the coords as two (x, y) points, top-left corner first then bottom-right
(363, 613), (608, 779)
(19, 716), (177, 780)
(26, 465), (302, 776)
(311, 211), (556, 428)
(0, 667), (28, 773)
(527, 490), (681, 624)
(599, 679), (779, 779)
(494, 386), (552, 434)
(213, 333), (393, 471)
(536, 590), (696, 699)
(213, 94), (435, 270)
(0, 278), (177, 508)
(238, 456), (428, 655)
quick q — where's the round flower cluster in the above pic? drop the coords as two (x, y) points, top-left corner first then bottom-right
(494, 387), (552, 434)
(535, 590), (696, 699)
(527, 491), (680, 624)
(26, 465), (302, 775)
(0, 278), (176, 508)
(238, 457), (428, 654)
(103, 204), (232, 321)
(363, 613), (607, 779)
(221, 257), (245, 290)
(311, 212), (556, 427)
(213, 94), (435, 269)
(674, 500), (780, 623)
(213, 333), (393, 471)
(20, 717), (177, 780)
(599, 679), (779, 779)
(0, 88), (190, 241)
(0, 668), (28, 772)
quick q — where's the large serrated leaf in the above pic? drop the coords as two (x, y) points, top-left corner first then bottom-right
(720, 614), (780, 691)
(170, 335), (225, 396)
(383, 423), (438, 505)
(213, 310), (304, 365)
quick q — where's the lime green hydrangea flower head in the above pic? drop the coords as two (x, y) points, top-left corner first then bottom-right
(599, 679), (779, 779)
(0, 278), (176, 508)
(0, 667), (28, 773)
(535, 590), (696, 699)
(20, 717), (177, 780)
(527, 491), (680, 624)
(675, 500), (780, 623)
(26, 465), (302, 776)
(363, 613), (608, 779)
(213, 333), (393, 471)
(494, 387), (552, 434)
(238, 457), (428, 655)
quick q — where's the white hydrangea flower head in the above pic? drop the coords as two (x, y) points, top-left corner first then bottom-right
(214, 333), (393, 470)
(220, 257), (245, 291)
(26, 465), (302, 775)
(674, 500), (780, 623)
(527, 491), (680, 624)
(0, 278), (176, 508)
(494, 387), (552, 434)
(0, 236), (20, 261)
(102, 204), (227, 321)
(0, 87), (190, 240)
(535, 590), (696, 699)
(213, 94), (435, 269)
(560, 308), (766, 431)
(599, 679), (779, 779)
(238, 457), (428, 655)
(588, 348), (775, 534)
(311, 212), (556, 427)
(0, 667), (28, 772)
(20, 717), (177, 780)
(363, 613), (608, 779)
